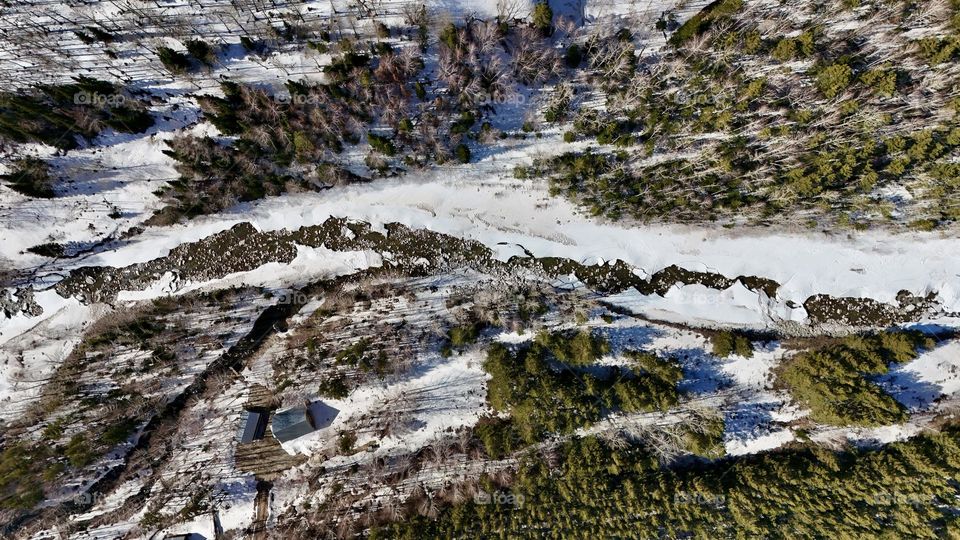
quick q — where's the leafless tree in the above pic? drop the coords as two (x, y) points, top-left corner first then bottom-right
(496, 0), (526, 23)
(510, 27), (562, 84)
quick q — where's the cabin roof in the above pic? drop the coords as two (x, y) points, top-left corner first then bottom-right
(240, 410), (268, 443)
(272, 400), (339, 443)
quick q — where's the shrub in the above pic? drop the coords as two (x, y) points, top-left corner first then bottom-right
(780, 331), (932, 426)
(27, 243), (65, 258)
(532, 2), (553, 35)
(453, 143), (471, 163)
(742, 77), (766, 101)
(795, 30), (815, 56)
(0, 444), (46, 510)
(442, 322), (482, 357)
(741, 29), (763, 53)
(439, 23), (459, 51)
(42, 462), (65, 482)
(711, 330), (753, 358)
(482, 340), (677, 447)
(616, 351), (683, 411)
(367, 132), (396, 156)
(771, 39), (796, 62)
(318, 374), (350, 399)
(448, 323), (481, 347)
(0, 78), (153, 148)
(106, 102), (154, 133)
(772, 31), (815, 61)
(65, 434), (94, 468)
(535, 329), (610, 366)
(157, 46), (191, 73)
(563, 131), (576, 143)
(670, 0), (743, 46)
(838, 99), (859, 117)
(860, 68), (897, 97)
(683, 414), (725, 457)
(102, 417), (137, 445)
(565, 44), (582, 67)
(337, 431), (357, 453)
(451, 111), (476, 134)
(42, 419), (65, 440)
(916, 37), (960, 65)
(292, 131), (316, 163)
(1, 157), (54, 198)
(595, 121), (634, 146)
(378, 424), (960, 538)
(185, 39), (215, 66)
(816, 63), (852, 98)
(474, 416), (521, 459)
(333, 338), (387, 374)
(909, 218), (938, 231)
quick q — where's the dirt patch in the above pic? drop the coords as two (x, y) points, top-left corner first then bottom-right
(236, 437), (305, 480)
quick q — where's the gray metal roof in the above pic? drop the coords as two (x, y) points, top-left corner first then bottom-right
(240, 410), (268, 443)
(272, 400), (339, 443)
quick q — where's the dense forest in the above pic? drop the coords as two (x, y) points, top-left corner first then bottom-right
(375, 424), (960, 539)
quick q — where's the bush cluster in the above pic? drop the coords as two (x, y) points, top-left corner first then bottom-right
(780, 331), (934, 426)
(711, 330), (753, 358)
(770, 31), (815, 62)
(158, 41), (219, 73)
(1, 157), (54, 198)
(816, 63), (853, 99)
(479, 334), (682, 457)
(0, 77), (153, 150)
(376, 425), (960, 538)
(669, 0), (743, 46)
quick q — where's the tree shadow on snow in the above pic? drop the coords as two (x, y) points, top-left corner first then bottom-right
(723, 399), (780, 443)
(874, 367), (947, 411)
(593, 324), (663, 355)
(671, 347), (735, 395)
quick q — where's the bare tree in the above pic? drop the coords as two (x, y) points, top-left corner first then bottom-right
(496, 0), (526, 23)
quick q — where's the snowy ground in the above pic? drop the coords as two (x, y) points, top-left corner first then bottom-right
(14, 160), (959, 322)
(281, 348), (489, 457)
(5, 0), (956, 338)
(2, 0), (960, 537)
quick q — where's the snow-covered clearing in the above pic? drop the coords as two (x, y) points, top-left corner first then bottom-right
(879, 339), (960, 411)
(282, 348), (489, 457)
(29, 162), (960, 324)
